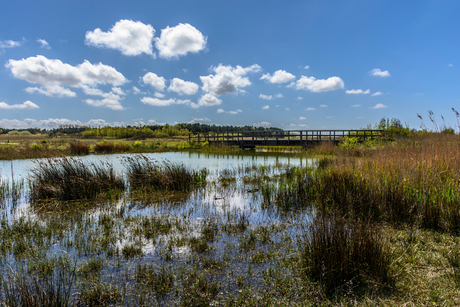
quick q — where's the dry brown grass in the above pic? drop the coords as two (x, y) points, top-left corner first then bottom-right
(309, 133), (460, 232)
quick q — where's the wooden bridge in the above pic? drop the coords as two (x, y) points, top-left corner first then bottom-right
(189, 130), (384, 149)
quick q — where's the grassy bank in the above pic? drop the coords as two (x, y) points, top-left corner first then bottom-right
(0, 136), (218, 160)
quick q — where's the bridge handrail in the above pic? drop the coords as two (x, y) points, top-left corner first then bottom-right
(189, 129), (385, 143)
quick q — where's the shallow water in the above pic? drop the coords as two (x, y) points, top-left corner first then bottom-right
(0, 150), (316, 305)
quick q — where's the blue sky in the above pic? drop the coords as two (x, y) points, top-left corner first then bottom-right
(0, 0), (459, 130)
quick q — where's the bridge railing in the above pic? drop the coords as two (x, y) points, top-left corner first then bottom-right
(188, 130), (385, 145)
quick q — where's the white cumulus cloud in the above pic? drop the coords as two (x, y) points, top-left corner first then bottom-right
(168, 78), (199, 95)
(111, 87), (125, 96)
(82, 86), (125, 110)
(6, 55), (126, 98)
(0, 100), (39, 109)
(371, 91), (383, 96)
(142, 72), (166, 91)
(306, 107), (316, 111)
(294, 75), (344, 92)
(200, 64), (261, 96)
(299, 116), (306, 120)
(262, 105), (269, 109)
(345, 89), (370, 94)
(260, 70), (295, 84)
(155, 23), (206, 59)
(85, 19), (155, 56)
(369, 68), (390, 77)
(191, 93), (222, 108)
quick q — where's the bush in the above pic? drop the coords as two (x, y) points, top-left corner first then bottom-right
(94, 142), (115, 153)
(338, 137), (359, 149)
(114, 143), (130, 152)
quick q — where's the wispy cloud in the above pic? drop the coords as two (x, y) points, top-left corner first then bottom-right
(0, 100), (39, 109)
(345, 89), (370, 94)
(37, 38), (51, 49)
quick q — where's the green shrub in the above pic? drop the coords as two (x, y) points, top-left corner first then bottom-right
(338, 136), (359, 149)
(132, 141), (143, 148)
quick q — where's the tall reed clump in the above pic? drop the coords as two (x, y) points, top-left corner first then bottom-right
(307, 133), (460, 233)
(69, 142), (89, 155)
(300, 214), (392, 296)
(29, 157), (125, 201)
(123, 155), (206, 191)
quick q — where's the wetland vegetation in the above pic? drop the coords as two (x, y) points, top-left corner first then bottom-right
(0, 119), (460, 305)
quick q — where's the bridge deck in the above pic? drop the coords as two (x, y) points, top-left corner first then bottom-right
(189, 130), (384, 148)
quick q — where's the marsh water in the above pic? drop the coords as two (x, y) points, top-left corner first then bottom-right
(0, 150), (312, 181)
(0, 150), (317, 305)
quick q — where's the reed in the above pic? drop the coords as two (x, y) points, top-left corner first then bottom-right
(123, 154), (205, 191)
(29, 157), (125, 201)
(300, 214), (392, 296)
(303, 133), (460, 232)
